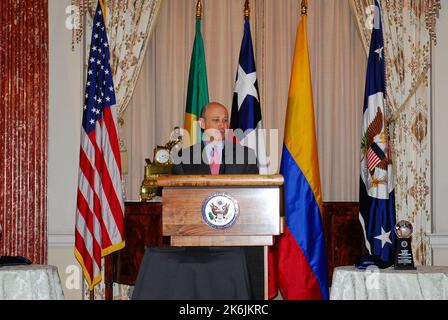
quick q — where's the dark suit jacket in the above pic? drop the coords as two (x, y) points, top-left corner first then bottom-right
(172, 141), (259, 175)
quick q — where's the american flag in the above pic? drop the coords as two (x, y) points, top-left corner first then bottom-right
(74, 1), (125, 290)
(367, 143), (384, 172)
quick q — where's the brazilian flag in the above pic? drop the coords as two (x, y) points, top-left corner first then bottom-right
(184, 18), (209, 147)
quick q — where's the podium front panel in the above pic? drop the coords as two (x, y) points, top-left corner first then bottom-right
(162, 187), (281, 238)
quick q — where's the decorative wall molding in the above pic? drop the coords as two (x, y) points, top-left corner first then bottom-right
(48, 234), (74, 247)
(427, 233), (448, 249)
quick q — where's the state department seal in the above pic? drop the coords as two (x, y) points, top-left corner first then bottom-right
(201, 192), (239, 230)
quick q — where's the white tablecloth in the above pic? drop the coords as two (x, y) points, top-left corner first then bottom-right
(330, 266), (448, 300)
(0, 264), (64, 300)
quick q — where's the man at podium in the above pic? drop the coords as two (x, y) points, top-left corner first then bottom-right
(173, 102), (259, 175)
(132, 102), (264, 300)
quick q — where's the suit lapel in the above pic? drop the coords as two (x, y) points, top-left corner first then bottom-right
(219, 144), (226, 174)
(220, 141), (235, 174)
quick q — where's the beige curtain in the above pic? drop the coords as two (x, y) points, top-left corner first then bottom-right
(124, 0), (366, 202)
(350, 0), (432, 266)
(85, 0), (164, 116)
(104, 0), (164, 120)
(307, 0), (367, 200)
(124, 0), (249, 198)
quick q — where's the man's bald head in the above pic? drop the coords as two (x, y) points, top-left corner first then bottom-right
(199, 102), (229, 142)
(200, 102), (228, 119)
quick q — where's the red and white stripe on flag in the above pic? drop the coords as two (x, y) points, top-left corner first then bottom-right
(367, 147), (381, 172)
(75, 107), (125, 290)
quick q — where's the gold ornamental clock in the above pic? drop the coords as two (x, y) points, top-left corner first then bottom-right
(140, 128), (183, 201)
(154, 147), (170, 165)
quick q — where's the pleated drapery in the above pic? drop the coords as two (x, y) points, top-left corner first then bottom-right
(0, 0), (48, 264)
(123, 0), (367, 202)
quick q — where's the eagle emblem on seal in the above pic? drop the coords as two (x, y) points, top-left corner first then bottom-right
(201, 193), (239, 230)
(361, 106), (392, 189)
(209, 201), (230, 222)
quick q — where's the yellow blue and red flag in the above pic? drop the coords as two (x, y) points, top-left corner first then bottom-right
(269, 12), (329, 300)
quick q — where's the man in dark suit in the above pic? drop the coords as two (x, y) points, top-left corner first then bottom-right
(172, 102), (259, 175)
(132, 102), (264, 300)
(172, 102), (264, 300)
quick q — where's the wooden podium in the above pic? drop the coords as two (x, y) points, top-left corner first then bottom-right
(158, 174), (284, 299)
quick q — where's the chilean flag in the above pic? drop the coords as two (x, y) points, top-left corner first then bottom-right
(230, 19), (269, 174)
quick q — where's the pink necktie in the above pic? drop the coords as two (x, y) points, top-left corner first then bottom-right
(210, 144), (220, 175)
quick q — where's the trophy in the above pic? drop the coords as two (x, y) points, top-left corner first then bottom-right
(394, 220), (416, 270)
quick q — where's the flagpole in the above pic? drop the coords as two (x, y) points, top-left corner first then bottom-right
(244, 0), (250, 20)
(301, 0), (308, 15)
(196, 0), (202, 19)
(99, 0), (107, 22)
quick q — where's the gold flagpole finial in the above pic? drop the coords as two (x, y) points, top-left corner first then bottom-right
(196, 0), (202, 19)
(301, 0), (308, 15)
(244, 0), (250, 19)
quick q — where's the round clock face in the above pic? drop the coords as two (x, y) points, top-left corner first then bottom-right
(155, 149), (170, 164)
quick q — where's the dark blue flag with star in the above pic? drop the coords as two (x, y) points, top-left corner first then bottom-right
(359, 0), (396, 266)
(230, 18), (268, 173)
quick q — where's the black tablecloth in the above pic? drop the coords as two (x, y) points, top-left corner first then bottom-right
(132, 246), (263, 300)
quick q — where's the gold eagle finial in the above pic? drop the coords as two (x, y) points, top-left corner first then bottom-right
(196, 0), (202, 19)
(244, 0), (250, 19)
(301, 0), (308, 16)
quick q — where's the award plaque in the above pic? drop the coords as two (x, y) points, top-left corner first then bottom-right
(394, 220), (416, 270)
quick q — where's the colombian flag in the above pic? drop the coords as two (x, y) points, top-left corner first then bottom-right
(184, 16), (209, 147)
(269, 13), (329, 300)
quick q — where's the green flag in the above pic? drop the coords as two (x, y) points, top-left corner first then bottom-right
(184, 18), (209, 146)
